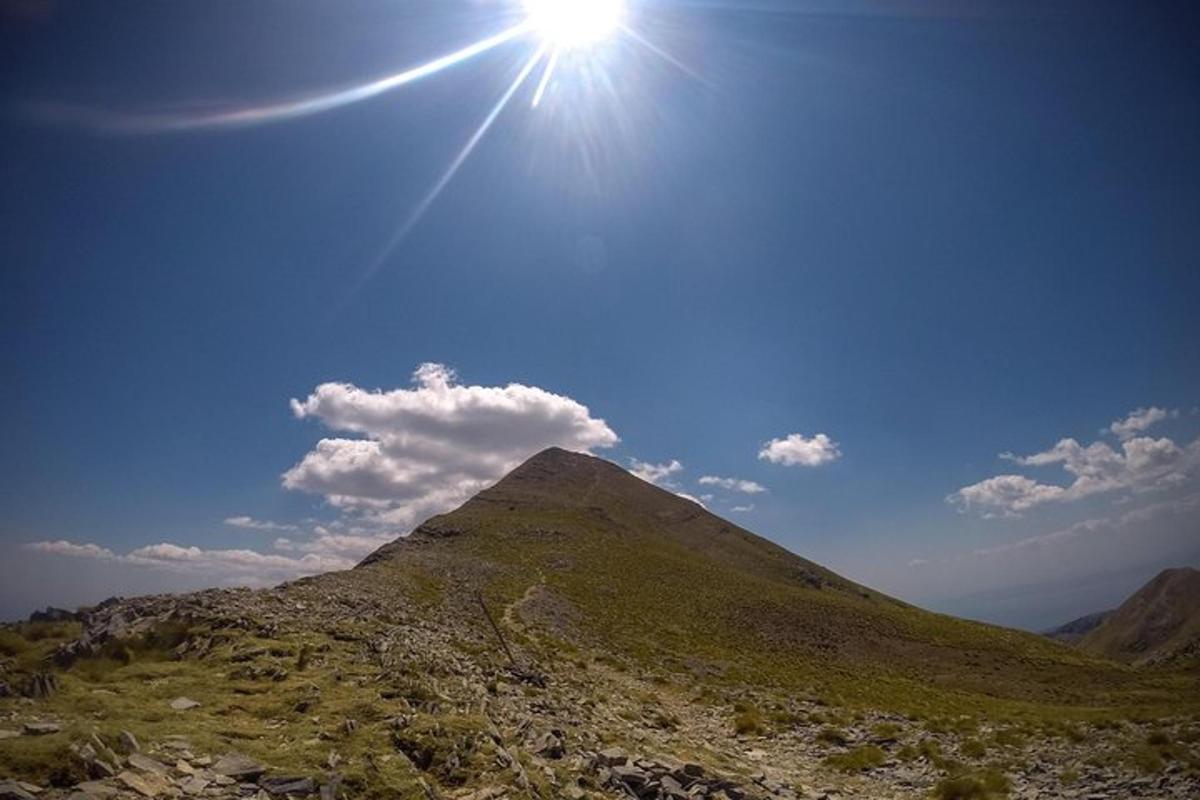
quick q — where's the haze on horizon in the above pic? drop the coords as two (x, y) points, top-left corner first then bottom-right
(2, 0), (1198, 630)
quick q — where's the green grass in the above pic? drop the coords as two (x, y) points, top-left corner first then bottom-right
(932, 769), (1011, 799)
(816, 726), (850, 746)
(824, 745), (885, 772)
(960, 738), (988, 759)
(732, 706), (766, 736)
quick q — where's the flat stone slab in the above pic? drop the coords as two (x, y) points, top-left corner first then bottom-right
(168, 697), (201, 711)
(127, 755), (170, 777)
(213, 754), (266, 780)
(259, 777), (316, 796)
(116, 772), (171, 799)
(22, 723), (62, 736)
(0, 783), (38, 800)
(73, 783), (117, 800)
(179, 778), (208, 796)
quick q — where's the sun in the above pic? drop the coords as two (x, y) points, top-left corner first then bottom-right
(524, 0), (624, 48)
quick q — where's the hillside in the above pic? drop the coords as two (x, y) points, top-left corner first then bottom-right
(1078, 567), (1200, 666)
(1, 448), (1198, 800)
(1043, 610), (1114, 644)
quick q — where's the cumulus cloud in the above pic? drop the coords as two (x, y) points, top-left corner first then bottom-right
(224, 516), (297, 532)
(1108, 406), (1177, 441)
(284, 363), (618, 529)
(23, 539), (354, 586)
(948, 474), (1067, 517)
(758, 433), (841, 467)
(949, 411), (1200, 516)
(628, 458), (683, 485)
(730, 504), (755, 513)
(26, 540), (117, 560)
(22, 364), (621, 593)
(698, 475), (767, 494)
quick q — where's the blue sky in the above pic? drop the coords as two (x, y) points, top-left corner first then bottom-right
(3, 0), (1199, 627)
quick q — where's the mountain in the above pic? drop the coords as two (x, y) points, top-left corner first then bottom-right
(358, 448), (1135, 707)
(1077, 567), (1200, 666)
(2, 448), (1198, 800)
(1042, 609), (1114, 643)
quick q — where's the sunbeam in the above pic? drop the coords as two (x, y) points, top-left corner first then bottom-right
(531, 48), (561, 108)
(342, 45), (549, 304)
(33, 22), (532, 134)
(620, 24), (709, 84)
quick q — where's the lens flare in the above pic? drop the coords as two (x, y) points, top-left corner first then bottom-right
(524, 0), (624, 48)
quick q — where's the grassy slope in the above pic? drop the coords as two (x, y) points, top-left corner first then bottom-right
(1079, 567), (1200, 665)
(354, 448), (1196, 720)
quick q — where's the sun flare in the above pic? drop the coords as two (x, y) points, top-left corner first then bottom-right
(524, 0), (624, 48)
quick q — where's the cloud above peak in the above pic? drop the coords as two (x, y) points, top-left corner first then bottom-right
(284, 363), (619, 530)
(758, 432), (841, 467)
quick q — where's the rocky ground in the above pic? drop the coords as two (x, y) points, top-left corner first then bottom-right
(2, 577), (1199, 800)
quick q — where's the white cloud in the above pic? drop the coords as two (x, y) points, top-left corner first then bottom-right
(730, 504), (755, 513)
(224, 516), (297, 532)
(698, 475), (767, 494)
(758, 433), (841, 467)
(628, 458), (683, 485)
(24, 539), (354, 587)
(674, 491), (706, 507)
(1108, 406), (1177, 440)
(26, 540), (116, 560)
(948, 474), (1067, 517)
(21, 364), (622, 593)
(284, 363), (618, 530)
(950, 414), (1199, 516)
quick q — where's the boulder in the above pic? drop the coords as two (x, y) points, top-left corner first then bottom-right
(118, 731), (140, 754)
(169, 697), (200, 711)
(597, 748), (628, 767)
(22, 722), (61, 736)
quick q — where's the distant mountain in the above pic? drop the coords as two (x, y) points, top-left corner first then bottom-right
(1043, 609), (1114, 643)
(1077, 567), (1200, 666)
